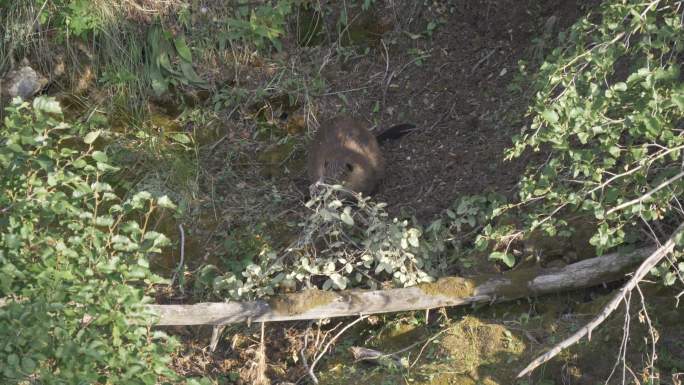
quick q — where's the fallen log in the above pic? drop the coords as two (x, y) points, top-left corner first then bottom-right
(149, 246), (654, 325)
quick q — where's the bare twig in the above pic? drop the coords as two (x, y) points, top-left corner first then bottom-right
(636, 284), (658, 383)
(299, 322), (314, 384)
(471, 47), (498, 73)
(307, 315), (367, 384)
(604, 289), (631, 385)
(30, 0), (49, 31)
(606, 171), (684, 215)
(321, 85), (372, 96)
(349, 346), (406, 368)
(209, 325), (226, 352)
(171, 224), (186, 292)
(255, 322), (268, 385)
(380, 38), (391, 122)
(410, 327), (452, 368)
(517, 222), (684, 378)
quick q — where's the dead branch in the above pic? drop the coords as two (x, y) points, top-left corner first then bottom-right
(307, 315), (367, 384)
(349, 346), (406, 368)
(516, 223), (684, 378)
(148, 246), (654, 326)
(606, 171), (684, 215)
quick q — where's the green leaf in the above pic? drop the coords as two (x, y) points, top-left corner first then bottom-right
(672, 93), (684, 112)
(170, 132), (192, 144)
(489, 251), (515, 268)
(131, 191), (153, 209)
(21, 357), (37, 373)
(92, 182), (113, 192)
(541, 109), (559, 124)
(157, 195), (177, 209)
(91, 151), (108, 162)
(456, 200), (469, 215)
(664, 271), (676, 286)
(149, 69), (169, 97)
(96, 161), (119, 172)
(613, 82), (627, 91)
(83, 130), (101, 144)
(329, 273), (347, 290)
(674, 231), (684, 247)
(340, 207), (354, 226)
(6, 142), (24, 152)
(173, 36), (192, 62)
(577, 132), (589, 144)
(33, 96), (62, 114)
(407, 229), (420, 248)
(157, 51), (180, 76)
(95, 215), (114, 227)
(608, 145), (620, 158)
(72, 158), (88, 168)
(643, 115), (660, 138)
(179, 61), (205, 85)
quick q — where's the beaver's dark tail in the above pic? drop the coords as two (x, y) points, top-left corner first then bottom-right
(375, 123), (417, 144)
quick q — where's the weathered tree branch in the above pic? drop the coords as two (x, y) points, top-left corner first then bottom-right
(517, 223), (684, 378)
(148, 246), (654, 326)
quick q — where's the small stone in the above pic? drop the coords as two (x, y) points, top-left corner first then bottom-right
(2, 66), (48, 99)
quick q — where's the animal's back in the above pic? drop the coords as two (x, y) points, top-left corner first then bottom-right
(308, 117), (384, 195)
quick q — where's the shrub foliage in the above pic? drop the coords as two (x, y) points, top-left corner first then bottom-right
(0, 98), (180, 384)
(508, 0), (684, 264)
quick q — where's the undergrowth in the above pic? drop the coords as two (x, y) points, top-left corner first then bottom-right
(503, 0), (684, 281)
(0, 97), (206, 384)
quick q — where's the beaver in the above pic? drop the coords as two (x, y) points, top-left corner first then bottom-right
(307, 116), (415, 195)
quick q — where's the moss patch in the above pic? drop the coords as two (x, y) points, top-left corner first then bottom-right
(432, 317), (525, 379)
(419, 277), (476, 298)
(268, 289), (337, 315)
(257, 140), (306, 179)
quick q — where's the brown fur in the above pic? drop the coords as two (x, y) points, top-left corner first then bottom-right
(307, 117), (384, 195)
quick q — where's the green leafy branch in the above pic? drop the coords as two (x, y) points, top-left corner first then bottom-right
(506, 0), (684, 261)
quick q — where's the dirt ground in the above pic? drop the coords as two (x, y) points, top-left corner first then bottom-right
(300, 0), (593, 220)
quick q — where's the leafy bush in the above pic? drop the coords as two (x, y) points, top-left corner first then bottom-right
(194, 184), (439, 299)
(506, 0), (684, 269)
(221, 1), (294, 51)
(0, 97), (182, 384)
(298, 184), (435, 290)
(146, 24), (207, 97)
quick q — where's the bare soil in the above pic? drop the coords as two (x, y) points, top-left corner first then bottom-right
(306, 0), (593, 220)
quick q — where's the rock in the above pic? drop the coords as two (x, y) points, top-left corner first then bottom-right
(2, 65), (48, 100)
